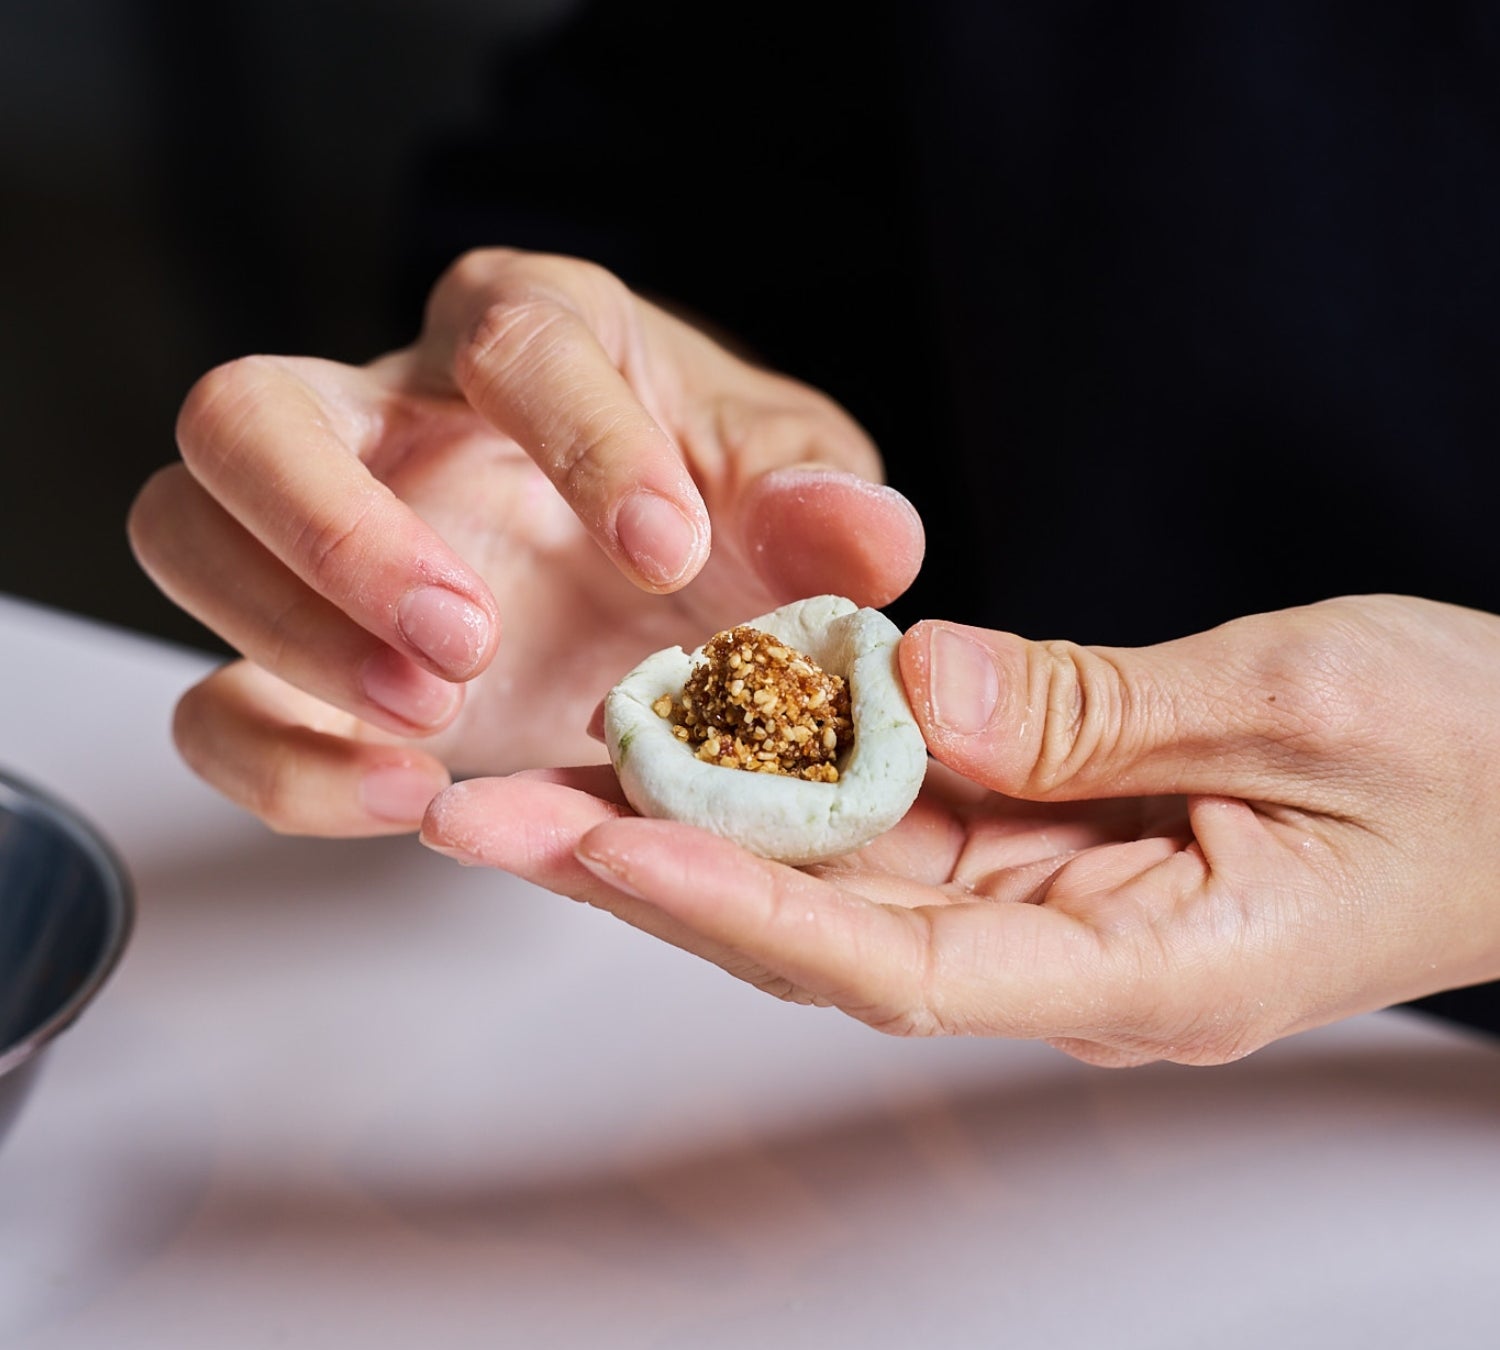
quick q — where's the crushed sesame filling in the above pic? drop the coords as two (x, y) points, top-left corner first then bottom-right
(652, 626), (853, 782)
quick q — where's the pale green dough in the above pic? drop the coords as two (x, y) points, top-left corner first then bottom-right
(604, 596), (927, 864)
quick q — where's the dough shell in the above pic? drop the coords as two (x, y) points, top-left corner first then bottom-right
(604, 596), (927, 864)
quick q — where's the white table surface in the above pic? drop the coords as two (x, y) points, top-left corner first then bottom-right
(1, 593), (1498, 1348)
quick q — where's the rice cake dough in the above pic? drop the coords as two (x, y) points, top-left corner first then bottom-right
(604, 595), (927, 864)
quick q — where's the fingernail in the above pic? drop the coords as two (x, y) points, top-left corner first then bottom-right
(360, 764), (449, 825)
(614, 490), (704, 589)
(397, 585), (490, 677)
(927, 625), (1001, 734)
(360, 647), (461, 729)
(421, 839), (484, 867)
(574, 845), (646, 900)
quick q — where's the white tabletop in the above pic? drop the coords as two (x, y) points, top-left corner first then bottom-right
(1, 593), (1498, 1348)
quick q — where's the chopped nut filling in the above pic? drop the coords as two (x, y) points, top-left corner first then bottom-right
(654, 626), (853, 781)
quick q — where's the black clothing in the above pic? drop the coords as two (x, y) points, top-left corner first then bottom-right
(401, 0), (1500, 1032)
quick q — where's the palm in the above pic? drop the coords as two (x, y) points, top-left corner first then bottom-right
(358, 379), (808, 772)
(436, 760), (1213, 1028)
(426, 593), (1500, 1066)
(835, 764), (1188, 902)
(737, 766), (1202, 1020)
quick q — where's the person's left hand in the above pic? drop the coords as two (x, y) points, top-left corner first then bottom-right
(421, 594), (1500, 1066)
(128, 249), (923, 836)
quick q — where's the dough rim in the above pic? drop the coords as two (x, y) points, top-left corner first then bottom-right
(604, 596), (927, 864)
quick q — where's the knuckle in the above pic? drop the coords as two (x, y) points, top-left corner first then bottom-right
(174, 356), (271, 475)
(566, 256), (634, 320)
(1052, 1027), (1261, 1068)
(1111, 957), (1277, 1066)
(715, 388), (881, 481)
(125, 463), (189, 566)
(171, 677), (307, 832)
(444, 249), (632, 394)
(1022, 640), (1136, 794)
(1243, 617), (1370, 761)
(453, 294), (576, 402)
(779, 380), (883, 476)
(744, 972), (819, 1005)
(556, 407), (633, 499)
(436, 246), (618, 310)
(862, 1005), (954, 1038)
(1045, 1038), (1162, 1069)
(857, 912), (969, 1038)
(287, 490), (381, 592)
(170, 681), (213, 778)
(429, 246), (525, 320)
(243, 742), (309, 834)
(1157, 1012), (1273, 1066)
(445, 245), (517, 288)
(453, 291), (629, 504)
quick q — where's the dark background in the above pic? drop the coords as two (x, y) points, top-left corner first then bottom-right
(10, 2), (1497, 654)
(9, 2), (1498, 659)
(0, 0), (580, 652)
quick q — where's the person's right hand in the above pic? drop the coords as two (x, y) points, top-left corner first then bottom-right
(128, 249), (924, 836)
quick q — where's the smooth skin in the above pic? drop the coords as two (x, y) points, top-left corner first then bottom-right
(128, 249), (924, 835)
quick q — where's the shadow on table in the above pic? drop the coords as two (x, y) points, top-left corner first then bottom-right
(164, 1036), (1500, 1333)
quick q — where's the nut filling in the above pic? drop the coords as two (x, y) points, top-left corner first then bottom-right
(604, 595), (928, 865)
(652, 626), (853, 781)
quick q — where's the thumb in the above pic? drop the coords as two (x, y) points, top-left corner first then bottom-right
(898, 611), (1361, 804)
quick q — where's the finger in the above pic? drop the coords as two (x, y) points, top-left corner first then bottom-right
(131, 465), (463, 736)
(174, 662), (451, 836)
(516, 764), (634, 808)
(736, 467), (925, 608)
(574, 816), (1079, 1035)
(585, 698), (607, 744)
(899, 605), (1382, 808)
(420, 773), (629, 896)
(575, 819), (1226, 1045)
(423, 250), (710, 592)
(174, 355), (497, 680)
(421, 777), (808, 997)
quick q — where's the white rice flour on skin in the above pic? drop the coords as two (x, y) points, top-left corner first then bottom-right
(605, 596), (928, 865)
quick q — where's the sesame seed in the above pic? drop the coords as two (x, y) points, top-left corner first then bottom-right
(665, 625), (853, 779)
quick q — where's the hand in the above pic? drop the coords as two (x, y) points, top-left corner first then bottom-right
(128, 249), (923, 835)
(421, 595), (1500, 1066)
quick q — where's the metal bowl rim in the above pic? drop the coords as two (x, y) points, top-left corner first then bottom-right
(0, 766), (135, 1078)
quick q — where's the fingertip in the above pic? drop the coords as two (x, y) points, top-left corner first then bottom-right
(740, 467), (924, 607)
(612, 486), (711, 592)
(171, 662), (456, 837)
(421, 769), (634, 884)
(418, 776), (484, 857)
(571, 817), (924, 1017)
